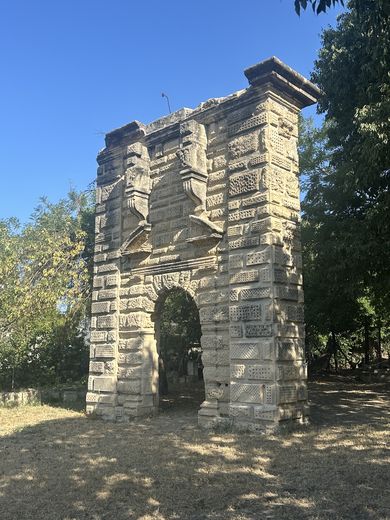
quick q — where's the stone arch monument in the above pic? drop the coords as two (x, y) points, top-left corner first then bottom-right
(87, 57), (320, 431)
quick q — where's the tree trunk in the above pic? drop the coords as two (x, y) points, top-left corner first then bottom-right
(364, 316), (370, 365)
(332, 330), (338, 372)
(376, 321), (382, 362)
(158, 336), (169, 395)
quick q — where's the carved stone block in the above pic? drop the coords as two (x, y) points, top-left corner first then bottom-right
(229, 170), (258, 197)
(230, 343), (259, 360)
(230, 270), (258, 284)
(229, 304), (262, 321)
(245, 324), (273, 337)
(230, 383), (264, 403)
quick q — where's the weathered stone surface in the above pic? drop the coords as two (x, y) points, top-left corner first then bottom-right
(92, 377), (116, 392)
(241, 287), (271, 300)
(87, 56), (318, 432)
(94, 345), (115, 358)
(247, 364), (274, 380)
(230, 383), (264, 403)
(229, 304), (262, 321)
(91, 302), (111, 314)
(230, 270), (258, 284)
(229, 171), (258, 197)
(245, 323), (273, 337)
(230, 342), (259, 360)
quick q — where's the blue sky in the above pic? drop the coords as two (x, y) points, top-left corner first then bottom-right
(0, 0), (345, 222)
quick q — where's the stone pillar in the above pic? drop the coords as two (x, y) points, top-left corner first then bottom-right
(226, 57), (319, 431)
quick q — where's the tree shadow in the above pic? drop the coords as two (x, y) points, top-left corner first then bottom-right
(0, 379), (389, 520)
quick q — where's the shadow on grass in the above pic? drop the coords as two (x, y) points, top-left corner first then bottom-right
(0, 380), (389, 520)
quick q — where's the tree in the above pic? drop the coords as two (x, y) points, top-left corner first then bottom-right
(299, 116), (360, 365)
(294, 0), (343, 15)
(312, 0), (390, 309)
(160, 289), (201, 345)
(157, 289), (201, 393)
(299, 115), (390, 369)
(0, 190), (94, 390)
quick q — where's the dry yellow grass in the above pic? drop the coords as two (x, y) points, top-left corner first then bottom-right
(0, 377), (389, 520)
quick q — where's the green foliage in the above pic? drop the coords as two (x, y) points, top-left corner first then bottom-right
(312, 0), (390, 309)
(298, 0), (390, 368)
(294, 0), (343, 15)
(299, 113), (390, 365)
(299, 116), (361, 335)
(160, 289), (201, 345)
(299, 116), (361, 367)
(158, 289), (201, 383)
(0, 190), (94, 390)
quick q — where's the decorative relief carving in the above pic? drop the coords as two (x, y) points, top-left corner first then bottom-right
(231, 364), (246, 379)
(229, 170), (259, 197)
(277, 365), (300, 380)
(245, 324), (273, 337)
(229, 404), (251, 417)
(121, 142), (152, 256)
(177, 120), (223, 243)
(246, 249), (271, 266)
(229, 289), (240, 301)
(228, 113), (267, 136)
(230, 270), (258, 284)
(152, 271), (199, 298)
(228, 160), (247, 174)
(230, 343), (259, 360)
(230, 236), (259, 250)
(206, 386), (225, 400)
(89, 361), (104, 373)
(206, 192), (225, 209)
(177, 120), (207, 210)
(254, 405), (276, 420)
(230, 383), (264, 403)
(247, 365), (274, 380)
(199, 306), (229, 323)
(119, 312), (152, 330)
(248, 154), (267, 168)
(228, 209), (256, 222)
(264, 384), (275, 404)
(229, 304), (262, 321)
(241, 287), (271, 300)
(201, 336), (224, 350)
(228, 133), (258, 159)
(230, 325), (243, 338)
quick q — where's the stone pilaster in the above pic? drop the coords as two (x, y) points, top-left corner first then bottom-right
(226, 57), (318, 431)
(86, 147), (123, 420)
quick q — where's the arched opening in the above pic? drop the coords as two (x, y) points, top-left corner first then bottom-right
(154, 288), (204, 412)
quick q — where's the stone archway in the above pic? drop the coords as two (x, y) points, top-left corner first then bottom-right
(86, 56), (320, 432)
(152, 287), (204, 411)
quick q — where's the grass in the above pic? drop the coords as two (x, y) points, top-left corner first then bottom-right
(0, 376), (389, 520)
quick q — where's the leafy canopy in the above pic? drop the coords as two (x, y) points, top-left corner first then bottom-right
(294, 0), (343, 15)
(312, 0), (390, 308)
(0, 190), (94, 389)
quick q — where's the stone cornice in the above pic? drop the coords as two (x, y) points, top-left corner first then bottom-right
(244, 56), (320, 108)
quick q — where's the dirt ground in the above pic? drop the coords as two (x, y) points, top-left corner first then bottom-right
(0, 376), (389, 520)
